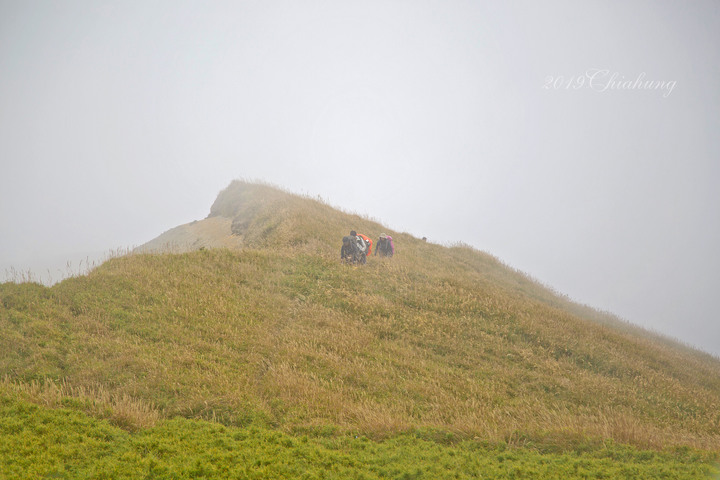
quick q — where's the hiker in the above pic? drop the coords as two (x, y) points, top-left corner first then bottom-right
(348, 230), (371, 264)
(374, 233), (394, 257)
(341, 236), (357, 264)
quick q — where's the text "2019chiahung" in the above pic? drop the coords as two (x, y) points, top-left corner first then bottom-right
(543, 69), (677, 98)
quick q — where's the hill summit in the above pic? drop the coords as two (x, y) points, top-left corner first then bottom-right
(2, 180), (720, 452)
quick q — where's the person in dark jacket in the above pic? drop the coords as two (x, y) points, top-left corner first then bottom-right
(374, 234), (394, 257)
(341, 236), (355, 263)
(341, 236), (365, 264)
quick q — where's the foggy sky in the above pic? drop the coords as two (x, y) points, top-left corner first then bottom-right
(1, 1), (719, 356)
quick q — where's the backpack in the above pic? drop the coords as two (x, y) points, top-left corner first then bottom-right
(354, 236), (367, 255)
(384, 235), (394, 255)
(356, 234), (372, 256)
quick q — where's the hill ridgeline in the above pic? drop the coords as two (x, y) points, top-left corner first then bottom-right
(2, 180), (719, 452)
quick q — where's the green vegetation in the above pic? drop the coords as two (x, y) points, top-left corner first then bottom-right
(2, 394), (717, 479)
(1, 180), (719, 477)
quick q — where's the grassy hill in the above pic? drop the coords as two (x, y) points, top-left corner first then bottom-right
(1, 180), (719, 478)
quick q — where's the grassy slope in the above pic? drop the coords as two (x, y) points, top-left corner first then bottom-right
(1, 181), (720, 475)
(2, 393), (716, 480)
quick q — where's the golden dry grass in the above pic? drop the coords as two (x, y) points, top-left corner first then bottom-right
(1, 180), (719, 452)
